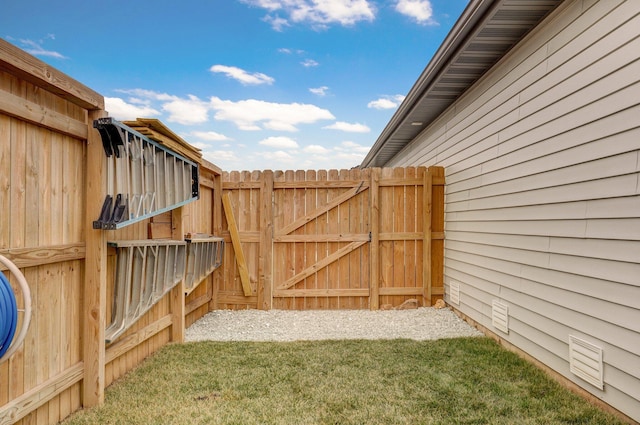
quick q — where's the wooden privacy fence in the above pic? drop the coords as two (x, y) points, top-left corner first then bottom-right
(217, 166), (444, 310)
(0, 39), (447, 425)
(0, 40), (224, 425)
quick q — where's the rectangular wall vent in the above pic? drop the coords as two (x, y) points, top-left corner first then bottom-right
(569, 335), (604, 390)
(492, 300), (509, 334)
(450, 281), (460, 305)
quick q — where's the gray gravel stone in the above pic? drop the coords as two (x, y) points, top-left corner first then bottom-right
(185, 307), (483, 342)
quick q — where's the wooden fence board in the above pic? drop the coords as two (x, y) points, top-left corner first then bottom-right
(294, 170), (306, 310)
(316, 170), (329, 310)
(221, 166), (444, 310)
(258, 170), (273, 310)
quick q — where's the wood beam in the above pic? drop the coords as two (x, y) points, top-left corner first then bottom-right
(276, 181), (366, 236)
(83, 109), (107, 408)
(276, 240), (367, 291)
(0, 243), (84, 271)
(0, 39), (103, 110)
(170, 207), (185, 343)
(222, 193), (253, 297)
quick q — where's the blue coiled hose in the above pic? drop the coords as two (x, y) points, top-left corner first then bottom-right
(0, 270), (18, 358)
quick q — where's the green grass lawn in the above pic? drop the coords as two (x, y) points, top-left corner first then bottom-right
(63, 338), (623, 424)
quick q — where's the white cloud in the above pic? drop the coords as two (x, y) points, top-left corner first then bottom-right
(323, 121), (370, 133)
(264, 150), (295, 162)
(367, 94), (405, 110)
(210, 65), (275, 85)
(104, 97), (161, 121)
(191, 131), (231, 142)
(395, 0), (436, 25)
(339, 140), (370, 153)
(162, 95), (209, 125)
(298, 141), (370, 169)
(209, 97), (335, 131)
(259, 136), (299, 149)
(301, 59), (319, 67)
(18, 38), (66, 59)
(303, 145), (330, 154)
(202, 149), (241, 166)
(114, 88), (176, 102)
(246, 0), (282, 10)
(309, 86), (329, 96)
(264, 15), (290, 31)
(113, 90), (210, 126)
(242, 0), (376, 30)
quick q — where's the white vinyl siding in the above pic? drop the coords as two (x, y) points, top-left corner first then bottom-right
(387, 0), (640, 420)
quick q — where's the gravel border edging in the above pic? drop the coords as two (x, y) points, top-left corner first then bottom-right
(185, 307), (483, 342)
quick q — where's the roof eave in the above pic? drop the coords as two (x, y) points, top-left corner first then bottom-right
(361, 0), (562, 168)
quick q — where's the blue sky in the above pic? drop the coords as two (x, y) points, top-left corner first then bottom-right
(2, 0), (468, 171)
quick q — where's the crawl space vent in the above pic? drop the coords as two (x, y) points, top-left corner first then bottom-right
(569, 335), (604, 390)
(450, 281), (460, 305)
(491, 300), (509, 334)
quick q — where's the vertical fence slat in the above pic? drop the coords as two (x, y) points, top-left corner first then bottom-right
(304, 170), (317, 310)
(369, 168), (380, 310)
(258, 170), (273, 310)
(315, 170), (329, 309)
(294, 170), (306, 310)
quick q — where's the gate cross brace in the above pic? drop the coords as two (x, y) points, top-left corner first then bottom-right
(276, 240), (367, 291)
(276, 181), (367, 237)
(222, 193), (253, 296)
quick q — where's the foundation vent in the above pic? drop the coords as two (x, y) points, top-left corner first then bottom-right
(450, 281), (460, 305)
(491, 300), (509, 334)
(569, 335), (604, 390)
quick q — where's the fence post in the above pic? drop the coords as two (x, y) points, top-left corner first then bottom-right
(258, 170), (274, 310)
(210, 171), (223, 310)
(428, 166), (445, 305)
(170, 207), (185, 342)
(422, 167), (433, 306)
(369, 168), (380, 310)
(83, 109), (107, 407)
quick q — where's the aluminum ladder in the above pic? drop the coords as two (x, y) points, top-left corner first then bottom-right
(184, 234), (225, 295)
(105, 239), (187, 343)
(93, 118), (199, 230)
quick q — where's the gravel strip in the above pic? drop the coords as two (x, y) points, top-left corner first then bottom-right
(185, 307), (483, 342)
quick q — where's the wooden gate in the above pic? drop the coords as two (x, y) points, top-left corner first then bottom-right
(218, 167), (444, 310)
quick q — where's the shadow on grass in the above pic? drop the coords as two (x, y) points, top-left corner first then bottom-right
(63, 338), (624, 425)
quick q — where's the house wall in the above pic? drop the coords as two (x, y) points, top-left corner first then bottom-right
(387, 0), (640, 420)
